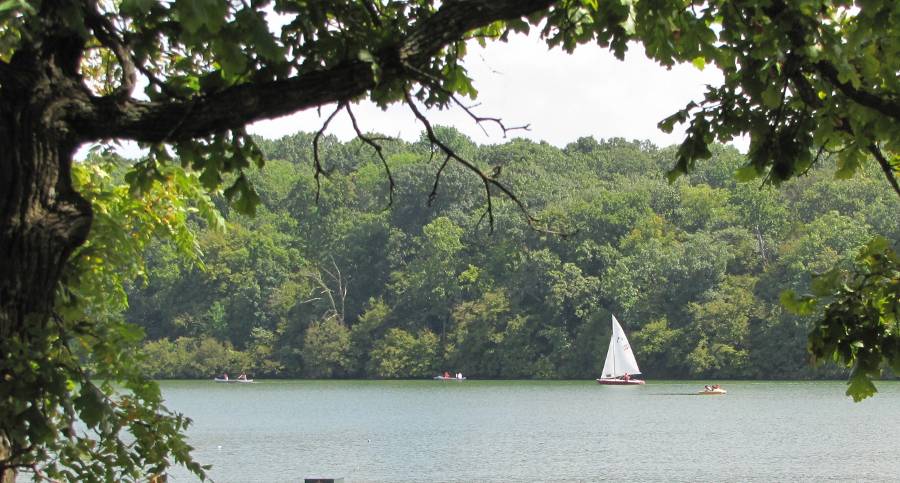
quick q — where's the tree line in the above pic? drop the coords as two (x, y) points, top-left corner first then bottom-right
(123, 129), (899, 381)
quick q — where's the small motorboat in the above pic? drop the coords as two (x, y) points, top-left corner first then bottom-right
(214, 377), (254, 383)
(699, 386), (726, 395)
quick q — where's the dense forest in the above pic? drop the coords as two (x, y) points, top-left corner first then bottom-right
(122, 129), (898, 380)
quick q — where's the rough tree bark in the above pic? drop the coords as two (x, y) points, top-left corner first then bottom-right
(0, 13), (94, 479)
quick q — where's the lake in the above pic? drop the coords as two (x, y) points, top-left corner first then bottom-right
(161, 380), (900, 482)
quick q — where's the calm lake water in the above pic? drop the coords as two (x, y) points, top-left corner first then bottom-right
(161, 380), (900, 482)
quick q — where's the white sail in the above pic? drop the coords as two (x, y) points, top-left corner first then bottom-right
(600, 315), (641, 378)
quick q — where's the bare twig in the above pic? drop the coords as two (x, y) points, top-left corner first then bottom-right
(312, 103), (345, 203)
(406, 64), (530, 138)
(346, 104), (395, 206)
(404, 92), (568, 235)
(299, 257), (348, 325)
(428, 153), (452, 206)
(450, 95), (531, 138)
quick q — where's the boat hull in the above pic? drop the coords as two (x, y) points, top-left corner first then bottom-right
(433, 376), (466, 381)
(214, 378), (254, 383)
(596, 378), (645, 385)
(698, 389), (726, 395)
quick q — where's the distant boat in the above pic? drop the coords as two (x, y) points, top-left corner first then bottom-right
(214, 377), (254, 383)
(596, 315), (645, 385)
(699, 386), (726, 395)
(434, 373), (466, 381)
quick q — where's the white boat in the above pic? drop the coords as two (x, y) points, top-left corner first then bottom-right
(699, 386), (726, 395)
(596, 315), (645, 385)
(433, 373), (466, 380)
(214, 377), (254, 383)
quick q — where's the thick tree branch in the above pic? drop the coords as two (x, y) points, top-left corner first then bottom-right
(79, 61), (374, 142)
(816, 61), (900, 121)
(74, 0), (556, 143)
(399, 0), (554, 67)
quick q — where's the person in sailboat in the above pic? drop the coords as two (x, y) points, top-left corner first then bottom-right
(622, 372), (630, 382)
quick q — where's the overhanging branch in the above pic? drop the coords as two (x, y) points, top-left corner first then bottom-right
(816, 61), (900, 121)
(75, 0), (556, 144)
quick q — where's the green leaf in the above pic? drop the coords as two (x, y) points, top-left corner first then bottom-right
(120, 0), (155, 16)
(734, 165), (760, 182)
(75, 384), (106, 428)
(781, 290), (817, 315)
(691, 56), (706, 70)
(846, 369), (877, 402)
(760, 85), (783, 109)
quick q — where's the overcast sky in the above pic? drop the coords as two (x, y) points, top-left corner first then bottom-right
(96, 33), (744, 159)
(249, 34), (738, 151)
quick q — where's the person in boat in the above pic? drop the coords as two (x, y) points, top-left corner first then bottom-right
(456, 372), (463, 380)
(238, 371), (247, 381)
(222, 372), (229, 381)
(443, 371), (450, 379)
(704, 385), (712, 391)
(623, 373), (630, 382)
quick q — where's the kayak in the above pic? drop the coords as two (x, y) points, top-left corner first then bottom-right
(214, 378), (254, 383)
(433, 376), (466, 381)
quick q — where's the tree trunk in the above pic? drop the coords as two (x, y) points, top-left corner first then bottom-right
(0, 71), (93, 482)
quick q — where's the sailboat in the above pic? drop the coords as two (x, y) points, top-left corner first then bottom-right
(596, 315), (645, 385)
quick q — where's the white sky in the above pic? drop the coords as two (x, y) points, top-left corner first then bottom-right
(96, 34), (746, 159)
(250, 34), (739, 150)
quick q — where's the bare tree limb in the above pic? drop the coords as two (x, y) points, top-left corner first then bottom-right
(404, 63), (531, 138)
(405, 92), (569, 235)
(346, 104), (395, 207)
(868, 144), (900, 199)
(429, 153), (452, 206)
(450, 96), (531, 138)
(312, 103), (344, 203)
(299, 258), (348, 325)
